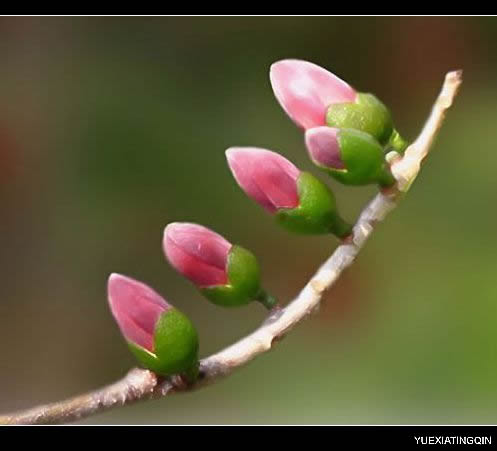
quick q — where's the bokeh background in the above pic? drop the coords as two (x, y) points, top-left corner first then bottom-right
(0, 16), (496, 424)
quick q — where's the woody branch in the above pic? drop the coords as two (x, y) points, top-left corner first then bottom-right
(0, 70), (462, 425)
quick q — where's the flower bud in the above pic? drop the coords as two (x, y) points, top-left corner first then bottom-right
(226, 147), (352, 238)
(270, 59), (408, 153)
(107, 273), (199, 380)
(270, 59), (357, 131)
(163, 223), (276, 309)
(305, 127), (395, 187)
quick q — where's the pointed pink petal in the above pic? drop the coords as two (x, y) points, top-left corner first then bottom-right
(305, 127), (345, 169)
(226, 147), (300, 214)
(270, 59), (357, 130)
(164, 223), (231, 287)
(107, 273), (170, 352)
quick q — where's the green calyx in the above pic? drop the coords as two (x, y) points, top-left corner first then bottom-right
(326, 93), (409, 154)
(323, 128), (395, 187)
(326, 93), (393, 146)
(275, 172), (352, 238)
(200, 245), (269, 308)
(127, 308), (199, 382)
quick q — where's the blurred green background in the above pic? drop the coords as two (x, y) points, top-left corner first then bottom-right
(0, 16), (496, 424)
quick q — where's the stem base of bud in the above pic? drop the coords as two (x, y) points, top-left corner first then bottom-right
(255, 290), (278, 310)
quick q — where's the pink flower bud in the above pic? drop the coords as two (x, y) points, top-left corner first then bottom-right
(305, 126), (345, 169)
(163, 223), (232, 288)
(107, 273), (171, 352)
(270, 59), (357, 130)
(225, 147), (300, 214)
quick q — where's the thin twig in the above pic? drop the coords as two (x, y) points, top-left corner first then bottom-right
(0, 70), (462, 425)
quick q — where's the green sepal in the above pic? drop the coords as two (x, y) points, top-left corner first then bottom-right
(127, 308), (199, 381)
(326, 93), (394, 146)
(200, 245), (262, 307)
(321, 128), (395, 187)
(389, 129), (409, 154)
(275, 172), (352, 237)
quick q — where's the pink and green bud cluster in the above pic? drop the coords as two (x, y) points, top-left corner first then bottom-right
(270, 59), (408, 186)
(226, 147), (352, 238)
(107, 274), (199, 380)
(164, 222), (276, 309)
(105, 58), (410, 380)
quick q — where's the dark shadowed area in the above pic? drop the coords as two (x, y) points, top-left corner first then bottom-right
(1, 16), (496, 424)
